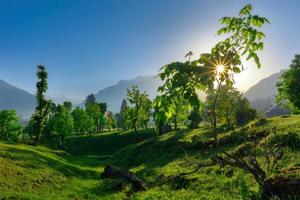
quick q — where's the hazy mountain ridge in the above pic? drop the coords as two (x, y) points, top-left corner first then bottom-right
(92, 75), (163, 113)
(0, 70), (287, 117)
(0, 79), (35, 118)
(245, 70), (285, 112)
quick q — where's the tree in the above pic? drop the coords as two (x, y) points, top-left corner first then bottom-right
(85, 94), (96, 106)
(276, 54), (300, 113)
(48, 104), (73, 146)
(105, 111), (116, 131)
(126, 86), (151, 132)
(235, 97), (257, 126)
(0, 110), (22, 141)
(85, 94), (101, 133)
(72, 107), (92, 134)
(98, 102), (107, 132)
(205, 85), (256, 130)
(187, 107), (202, 129)
(158, 4), (268, 141)
(32, 65), (52, 145)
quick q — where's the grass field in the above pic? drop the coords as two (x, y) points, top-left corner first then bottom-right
(0, 115), (300, 199)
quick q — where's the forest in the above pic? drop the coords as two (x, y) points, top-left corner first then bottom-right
(0, 3), (299, 200)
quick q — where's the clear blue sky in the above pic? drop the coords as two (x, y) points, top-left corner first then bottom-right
(0, 0), (299, 99)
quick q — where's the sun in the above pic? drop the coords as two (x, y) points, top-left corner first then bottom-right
(216, 64), (225, 74)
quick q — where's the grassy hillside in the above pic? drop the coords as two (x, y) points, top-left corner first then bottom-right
(0, 116), (300, 199)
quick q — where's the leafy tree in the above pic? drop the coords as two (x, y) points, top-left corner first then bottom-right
(98, 102), (107, 132)
(276, 54), (300, 113)
(48, 104), (73, 146)
(85, 94), (101, 133)
(85, 94), (96, 106)
(105, 111), (116, 131)
(153, 93), (188, 133)
(157, 4), (268, 140)
(63, 101), (72, 112)
(32, 65), (52, 145)
(72, 107), (93, 134)
(126, 85), (151, 132)
(235, 97), (257, 126)
(187, 107), (202, 129)
(0, 110), (22, 141)
(153, 95), (172, 134)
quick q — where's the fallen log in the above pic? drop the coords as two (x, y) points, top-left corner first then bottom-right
(262, 176), (300, 200)
(101, 165), (146, 191)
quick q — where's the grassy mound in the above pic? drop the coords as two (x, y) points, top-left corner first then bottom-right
(0, 115), (299, 199)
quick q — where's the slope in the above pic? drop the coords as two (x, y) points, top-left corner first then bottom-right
(0, 79), (35, 118)
(0, 116), (299, 199)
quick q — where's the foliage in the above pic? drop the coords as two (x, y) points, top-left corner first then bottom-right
(31, 65), (52, 145)
(48, 103), (74, 146)
(72, 107), (94, 134)
(187, 107), (202, 129)
(156, 4), (269, 138)
(276, 54), (300, 113)
(205, 85), (257, 128)
(126, 85), (151, 132)
(235, 97), (257, 126)
(0, 110), (22, 141)
(105, 111), (116, 131)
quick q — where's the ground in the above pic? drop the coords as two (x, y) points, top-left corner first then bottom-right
(0, 115), (299, 199)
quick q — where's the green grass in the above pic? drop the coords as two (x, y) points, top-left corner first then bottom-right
(0, 116), (300, 199)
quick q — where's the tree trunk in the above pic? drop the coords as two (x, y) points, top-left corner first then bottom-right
(34, 122), (41, 145)
(262, 176), (300, 200)
(101, 165), (146, 191)
(174, 116), (178, 130)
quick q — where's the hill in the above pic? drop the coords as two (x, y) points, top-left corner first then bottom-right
(82, 75), (163, 113)
(0, 115), (299, 199)
(245, 70), (285, 112)
(0, 79), (35, 118)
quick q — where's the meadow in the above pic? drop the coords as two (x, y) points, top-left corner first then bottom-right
(1, 115), (299, 199)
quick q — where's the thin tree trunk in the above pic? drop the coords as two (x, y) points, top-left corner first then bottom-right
(212, 79), (222, 142)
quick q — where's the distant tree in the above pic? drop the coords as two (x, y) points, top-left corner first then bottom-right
(235, 97), (257, 127)
(85, 94), (96, 107)
(98, 102), (107, 132)
(32, 65), (52, 145)
(187, 107), (203, 129)
(206, 85), (256, 129)
(48, 104), (73, 146)
(63, 101), (72, 112)
(0, 110), (22, 141)
(126, 86), (151, 132)
(276, 54), (300, 114)
(105, 111), (116, 131)
(72, 107), (92, 134)
(85, 94), (101, 133)
(115, 99), (128, 130)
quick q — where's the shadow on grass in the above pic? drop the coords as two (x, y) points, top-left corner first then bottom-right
(0, 146), (100, 179)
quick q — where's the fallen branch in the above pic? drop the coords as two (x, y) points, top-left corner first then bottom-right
(101, 165), (146, 191)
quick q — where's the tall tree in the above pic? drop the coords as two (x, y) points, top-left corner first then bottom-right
(276, 54), (300, 113)
(126, 85), (151, 132)
(157, 4), (268, 141)
(72, 107), (92, 134)
(32, 65), (52, 145)
(85, 94), (96, 107)
(48, 104), (73, 146)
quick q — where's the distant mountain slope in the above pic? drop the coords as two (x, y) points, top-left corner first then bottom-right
(0, 79), (35, 118)
(245, 70), (285, 112)
(93, 75), (163, 113)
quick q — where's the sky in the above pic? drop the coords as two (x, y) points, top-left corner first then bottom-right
(0, 0), (299, 100)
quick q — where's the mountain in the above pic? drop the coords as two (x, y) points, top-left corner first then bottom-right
(0, 79), (35, 118)
(245, 70), (286, 113)
(90, 75), (163, 113)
